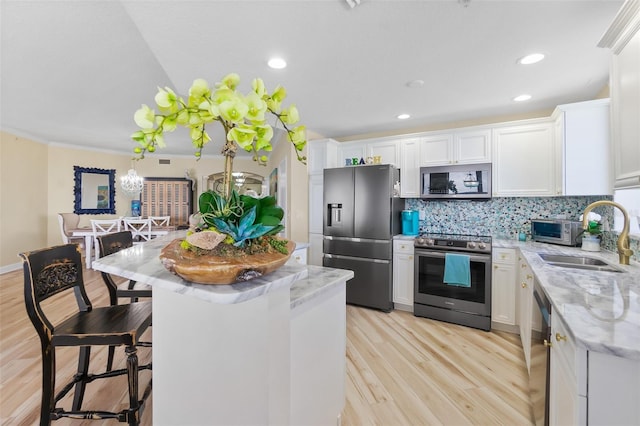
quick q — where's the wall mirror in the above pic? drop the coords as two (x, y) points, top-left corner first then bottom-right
(73, 166), (116, 214)
(204, 172), (265, 196)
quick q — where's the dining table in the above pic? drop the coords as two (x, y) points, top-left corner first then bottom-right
(70, 223), (176, 268)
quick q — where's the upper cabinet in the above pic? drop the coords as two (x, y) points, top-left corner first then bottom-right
(553, 99), (612, 196)
(308, 138), (339, 175)
(400, 138), (421, 198)
(599, 0), (640, 189)
(492, 120), (556, 197)
(420, 128), (491, 166)
(337, 139), (399, 168)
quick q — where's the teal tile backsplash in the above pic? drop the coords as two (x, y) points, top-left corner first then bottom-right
(404, 196), (639, 263)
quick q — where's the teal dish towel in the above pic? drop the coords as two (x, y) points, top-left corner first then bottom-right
(443, 253), (471, 287)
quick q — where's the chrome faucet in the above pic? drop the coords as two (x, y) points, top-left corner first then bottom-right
(582, 200), (633, 265)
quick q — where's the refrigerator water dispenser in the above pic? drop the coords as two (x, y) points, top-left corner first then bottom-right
(402, 210), (419, 235)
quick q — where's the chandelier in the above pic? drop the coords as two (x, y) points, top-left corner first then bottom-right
(120, 168), (144, 197)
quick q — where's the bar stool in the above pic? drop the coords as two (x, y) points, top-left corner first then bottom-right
(20, 243), (152, 425)
(96, 231), (153, 371)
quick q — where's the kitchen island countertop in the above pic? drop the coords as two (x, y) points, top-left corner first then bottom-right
(494, 239), (640, 360)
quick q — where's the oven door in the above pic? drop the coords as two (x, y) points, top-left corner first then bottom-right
(414, 249), (491, 316)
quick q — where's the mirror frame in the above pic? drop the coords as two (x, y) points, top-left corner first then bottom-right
(73, 166), (116, 214)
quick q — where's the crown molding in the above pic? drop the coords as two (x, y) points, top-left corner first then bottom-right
(598, 0), (640, 54)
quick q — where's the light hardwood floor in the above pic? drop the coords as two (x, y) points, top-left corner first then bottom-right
(1, 266), (533, 425)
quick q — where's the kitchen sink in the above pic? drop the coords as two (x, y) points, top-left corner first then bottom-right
(538, 253), (624, 273)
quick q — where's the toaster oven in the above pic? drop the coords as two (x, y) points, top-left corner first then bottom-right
(531, 219), (583, 246)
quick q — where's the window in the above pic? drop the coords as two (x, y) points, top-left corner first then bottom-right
(613, 188), (640, 236)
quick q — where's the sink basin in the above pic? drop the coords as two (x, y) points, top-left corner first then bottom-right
(538, 253), (623, 273)
(538, 253), (608, 266)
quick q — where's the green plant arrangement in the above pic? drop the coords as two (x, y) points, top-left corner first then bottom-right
(132, 73), (306, 198)
(132, 73), (307, 263)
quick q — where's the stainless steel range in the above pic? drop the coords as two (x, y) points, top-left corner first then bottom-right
(414, 233), (492, 331)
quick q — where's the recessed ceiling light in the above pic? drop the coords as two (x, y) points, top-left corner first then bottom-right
(267, 57), (287, 69)
(513, 94), (532, 102)
(406, 79), (424, 88)
(397, 114), (410, 120)
(518, 53), (545, 65)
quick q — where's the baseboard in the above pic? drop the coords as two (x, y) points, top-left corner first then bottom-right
(491, 321), (520, 334)
(393, 303), (413, 313)
(0, 262), (21, 275)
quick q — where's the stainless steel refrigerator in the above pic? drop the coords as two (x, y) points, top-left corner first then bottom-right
(323, 164), (402, 312)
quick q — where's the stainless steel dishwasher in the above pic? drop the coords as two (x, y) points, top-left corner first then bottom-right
(530, 279), (551, 426)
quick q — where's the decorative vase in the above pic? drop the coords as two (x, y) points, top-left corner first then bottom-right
(581, 235), (601, 252)
(159, 239), (296, 285)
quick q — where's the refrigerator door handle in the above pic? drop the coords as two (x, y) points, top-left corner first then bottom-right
(323, 235), (391, 244)
(324, 253), (390, 264)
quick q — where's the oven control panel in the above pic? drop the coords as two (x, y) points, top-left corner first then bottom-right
(414, 234), (491, 254)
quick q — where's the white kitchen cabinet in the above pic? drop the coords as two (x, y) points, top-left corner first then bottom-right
(307, 138), (338, 174)
(518, 255), (534, 373)
(308, 139), (338, 266)
(491, 248), (517, 330)
(553, 99), (612, 196)
(368, 140), (399, 167)
(400, 138), (421, 198)
(549, 313), (587, 426)
(308, 174), (323, 234)
(337, 139), (399, 167)
(492, 120), (557, 197)
(420, 128), (491, 166)
(548, 301), (640, 426)
(308, 233), (324, 266)
(338, 143), (367, 167)
(291, 246), (308, 265)
(393, 239), (414, 311)
(599, 2), (640, 189)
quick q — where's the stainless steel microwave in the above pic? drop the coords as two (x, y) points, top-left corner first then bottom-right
(420, 163), (492, 200)
(531, 219), (583, 246)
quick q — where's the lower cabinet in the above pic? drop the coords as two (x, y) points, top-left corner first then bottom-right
(549, 308), (640, 426)
(518, 255), (534, 373)
(392, 239), (414, 311)
(549, 313), (587, 426)
(491, 248), (517, 330)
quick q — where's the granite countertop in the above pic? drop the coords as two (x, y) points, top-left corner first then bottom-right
(494, 239), (640, 360)
(92, 231), (351, 308)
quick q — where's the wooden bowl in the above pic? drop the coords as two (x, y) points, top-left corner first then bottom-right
(159, 239), (295, 285)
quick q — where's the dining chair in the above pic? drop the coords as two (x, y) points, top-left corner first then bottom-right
(57, 213), (86, 247)
(123, 217), (152, 243)
(149, 215), (171, 227)
(90, 219), (122, 259)
(96, 231), (153, 371)
(20, 243), (152, 425)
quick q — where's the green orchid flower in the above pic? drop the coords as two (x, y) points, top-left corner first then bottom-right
(134, 104), (156, 129)
(281, 105), (299, 125)
(220, 73), (240, 90)
(219, 98), (249, 123)
(245, 92), (267, 122)
(228, 126), (256, 149)
(154, 87), (178, 112)
(252, 78), (266, 97)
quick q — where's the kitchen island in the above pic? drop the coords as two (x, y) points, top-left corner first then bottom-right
(92, 231), (354, 426)
(494, 239), (640, 424)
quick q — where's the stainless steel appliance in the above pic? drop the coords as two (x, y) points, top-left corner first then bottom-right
(420, 163), (492, 200)
(323, 164), (402, 312)
(531, 218), (583, 246)
(530, 278), (551, 426)
(414, 234), (492, 331)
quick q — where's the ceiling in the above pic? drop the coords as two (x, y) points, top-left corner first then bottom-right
(0, 0), (624, 158)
